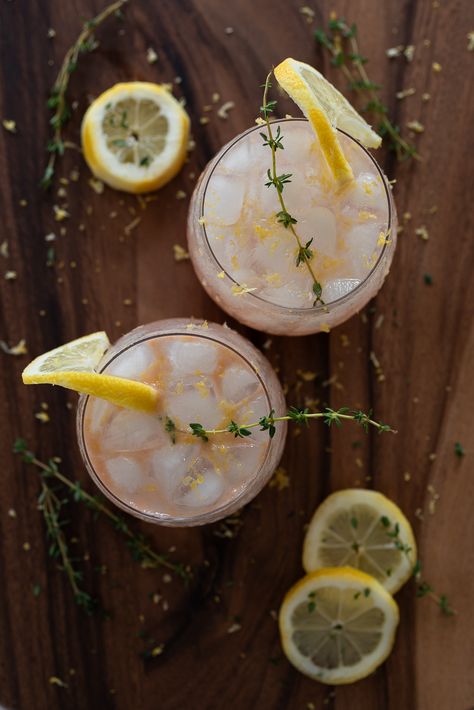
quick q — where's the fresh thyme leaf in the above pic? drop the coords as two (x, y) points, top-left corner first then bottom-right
(164, 417), (176, 444)
(416, 581), (433, 597)
(47, 138), (65, 155)
(227, 421), (252, 438)
(349, 79), (381, 91)
(259, 410), (276, 438)
(323, 407), (350, 427)
(314, 28), (332, 49)
(454, 441), (465, 458)
(412, 559), (422, 578)
(438, 594), (455, 617)
(287, 406), (310, 425)
(276, 210), (297, 228)
(296, 239), (314, 267)
(350, 516), (358, 529)
(140, 155), (151, 166)
(312, 280), (324, 305)
(189, 422), (209, 442)
(260, 99), (277, 117)
(46, 246), (56, 267)
(331, 52), (345, 67)
(40, 164), (55, 190)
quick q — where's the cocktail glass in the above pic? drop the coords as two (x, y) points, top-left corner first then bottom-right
(77, 319), (286, 526)
(187, 118), (397, 336)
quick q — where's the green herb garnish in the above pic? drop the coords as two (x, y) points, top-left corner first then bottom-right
(13, 438), (191, 613)
(41, 0), (128, 189)
(189, 406), (394, 440)
(260, 72), (324, 305)
(314, 15), (418, 161)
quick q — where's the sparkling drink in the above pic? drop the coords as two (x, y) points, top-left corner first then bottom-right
(77, 320), (287, 526)
(187, 118), (397, 335)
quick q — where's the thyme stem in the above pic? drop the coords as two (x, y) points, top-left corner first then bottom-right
(261, 72), (324, 305)
(41, 0), (128, 188)
(315, 16), (419, 161)
(32, 456), (184, 575)
(188, 406), (395, 441)
(13, 438), (191, 615)
(39, 480), (94, 610)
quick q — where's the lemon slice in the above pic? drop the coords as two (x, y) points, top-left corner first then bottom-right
(81, 82), (190, 193)
(274, 58), (381, 183)
(279, 567), (399, 684)
(303, 490), (416, 594)
(22, 332), (158, 414)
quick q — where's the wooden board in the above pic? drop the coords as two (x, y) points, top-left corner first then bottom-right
(0, 0), (473, 708)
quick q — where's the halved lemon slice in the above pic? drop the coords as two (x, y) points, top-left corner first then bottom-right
(274, 58), (381, 183)
(279, 567), (399, 684)
(303, 490), (416, 594)
(22, 332), (158, 414)
(81, 82), (190, 193)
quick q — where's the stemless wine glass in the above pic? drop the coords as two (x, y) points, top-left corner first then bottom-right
(187, 118), (396, 336)
(77, 319), (287, 526)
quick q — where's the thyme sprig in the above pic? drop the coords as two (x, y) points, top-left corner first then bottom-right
(381, 517), (456, 616)
(260, 72), (324, 306)
(190, 406), (395, 442)
(314, 16), (418, 161)
(13, 438), (190, 611)
(41, 0), (128, 189)
(38, 477), (99, 613)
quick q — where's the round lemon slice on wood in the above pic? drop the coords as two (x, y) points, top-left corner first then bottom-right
(81, 82), (190, 193)
(303, 489), (416, 594)
(279, 567), (399, 684)
(22, 332), (158, 414)
(274, 58), (381, 184)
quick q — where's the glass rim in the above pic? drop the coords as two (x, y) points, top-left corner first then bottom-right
(77, 325), (277, 525)
(198, 117), (393, 314)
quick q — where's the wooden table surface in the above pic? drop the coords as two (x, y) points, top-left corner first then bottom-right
(1, 1), (473, 708)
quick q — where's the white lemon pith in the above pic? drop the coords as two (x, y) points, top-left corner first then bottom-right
(22, 332), (158, 414)
(279, 567), (399, 684)
(274, 58), (381, 184)
(303, 489), (416, 594)
(81, 82), (190, 193)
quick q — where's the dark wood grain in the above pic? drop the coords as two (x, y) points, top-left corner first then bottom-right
(0, 0), (473, 708)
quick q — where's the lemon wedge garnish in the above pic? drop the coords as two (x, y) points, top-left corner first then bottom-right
(279, 567), (399, 684)
(303, 490), (416, 594)
(81, 82), (190, 193)
(274, 58), (381, 184)
(22, 332), (158, 414)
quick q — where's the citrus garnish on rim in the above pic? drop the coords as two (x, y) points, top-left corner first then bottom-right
(274, 58), (381, 184)
(303, 489), (416, 594)
(22, 332), (159, 414)
(81, 82), (190, 193)
(279, 567), (399, 684)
